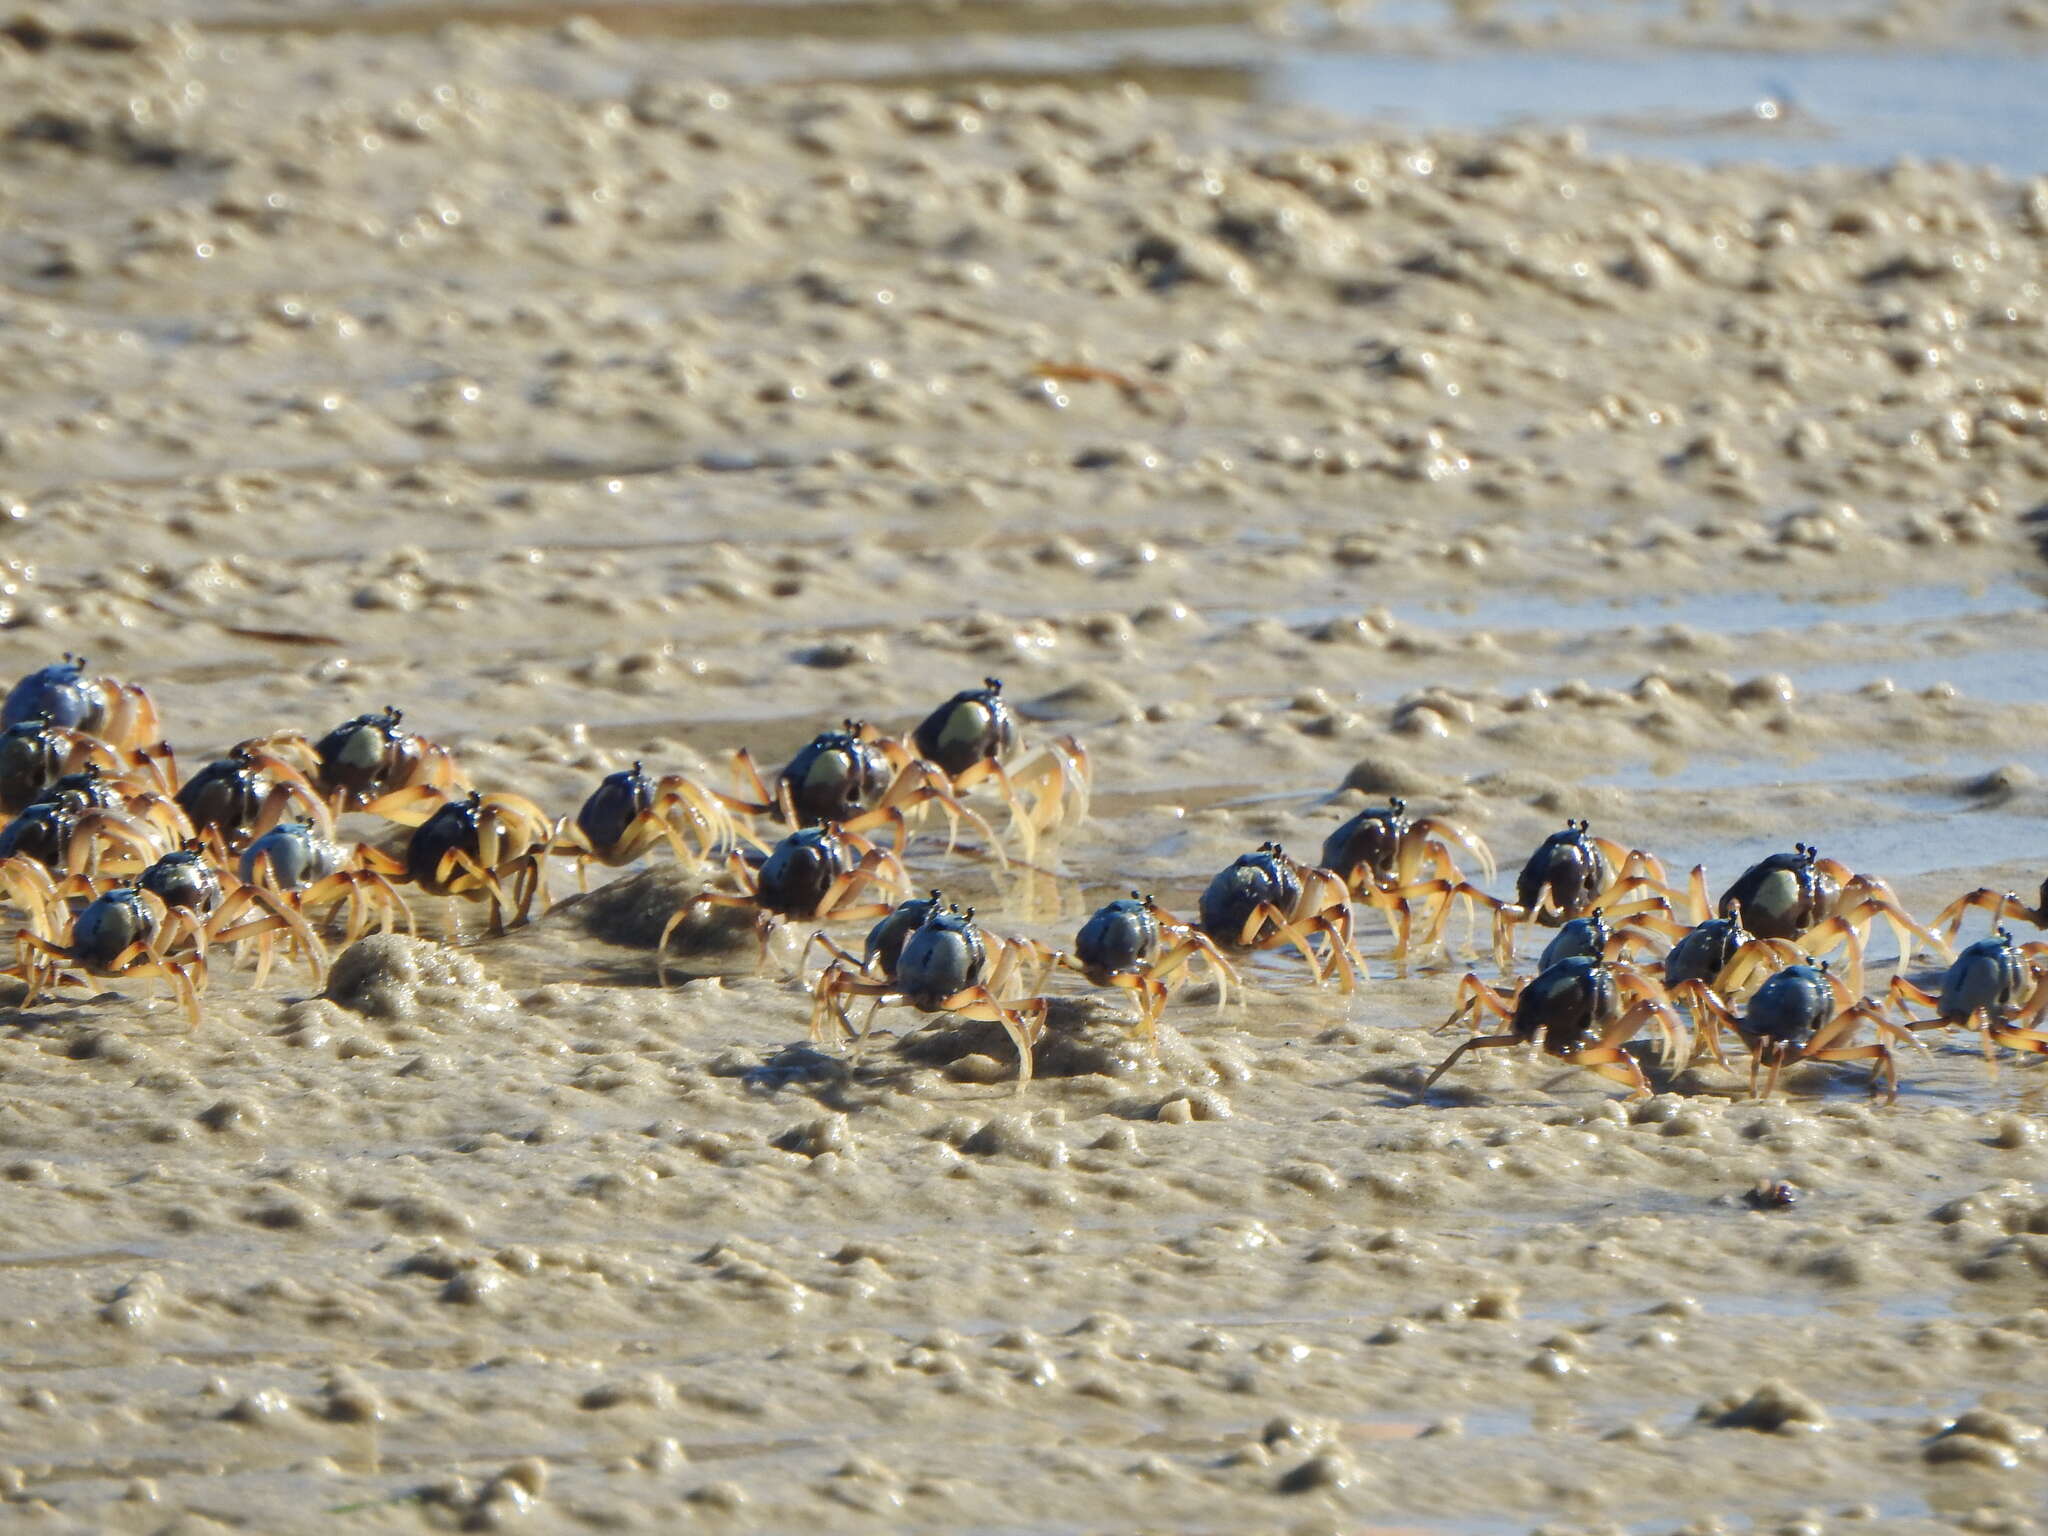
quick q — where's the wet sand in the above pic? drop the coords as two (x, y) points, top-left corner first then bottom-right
(3, 7), (2048, 1532)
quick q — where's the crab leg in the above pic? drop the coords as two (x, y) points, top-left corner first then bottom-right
(935, 985), (1045, 1088)
(1885, 975), (1939, 1015)
(1794, 918), (1866, 998)
(1714, 937), (1803, 1000)
(1235, 899), (1324, 982)
(1150, 932), (1240, 1012)
(1934, 888), (2040, 942)
(1405, 879), (1506, 960)
(1610, 913), (1692, 950)
(1985, 1024), (2048, 1057)
(799, 928), (866, 978)
(1805, 1039), (1898, 1101)
(1414, 816), (1494, 883)
(1423, 1032), (1523, 1090)
(657, 893), (757, 987)
(1439, 974), (1519, 1033)
(363, 784), (459, 828)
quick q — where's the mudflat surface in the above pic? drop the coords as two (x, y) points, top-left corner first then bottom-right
(3, 6), (2048, 1533)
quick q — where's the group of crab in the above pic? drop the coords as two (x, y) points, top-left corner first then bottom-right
(1400, 821), (2048, 1102)
(1, 655), (2040, 1103)
(0, 656), (519, 1024)
(786, 786), (2048, 1100)
(0, 662), (1093, 1050)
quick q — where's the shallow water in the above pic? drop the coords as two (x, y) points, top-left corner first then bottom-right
(1284, 47), (2048, 174)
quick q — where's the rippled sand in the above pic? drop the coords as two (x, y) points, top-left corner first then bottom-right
(3, 8), (2048, 1532)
